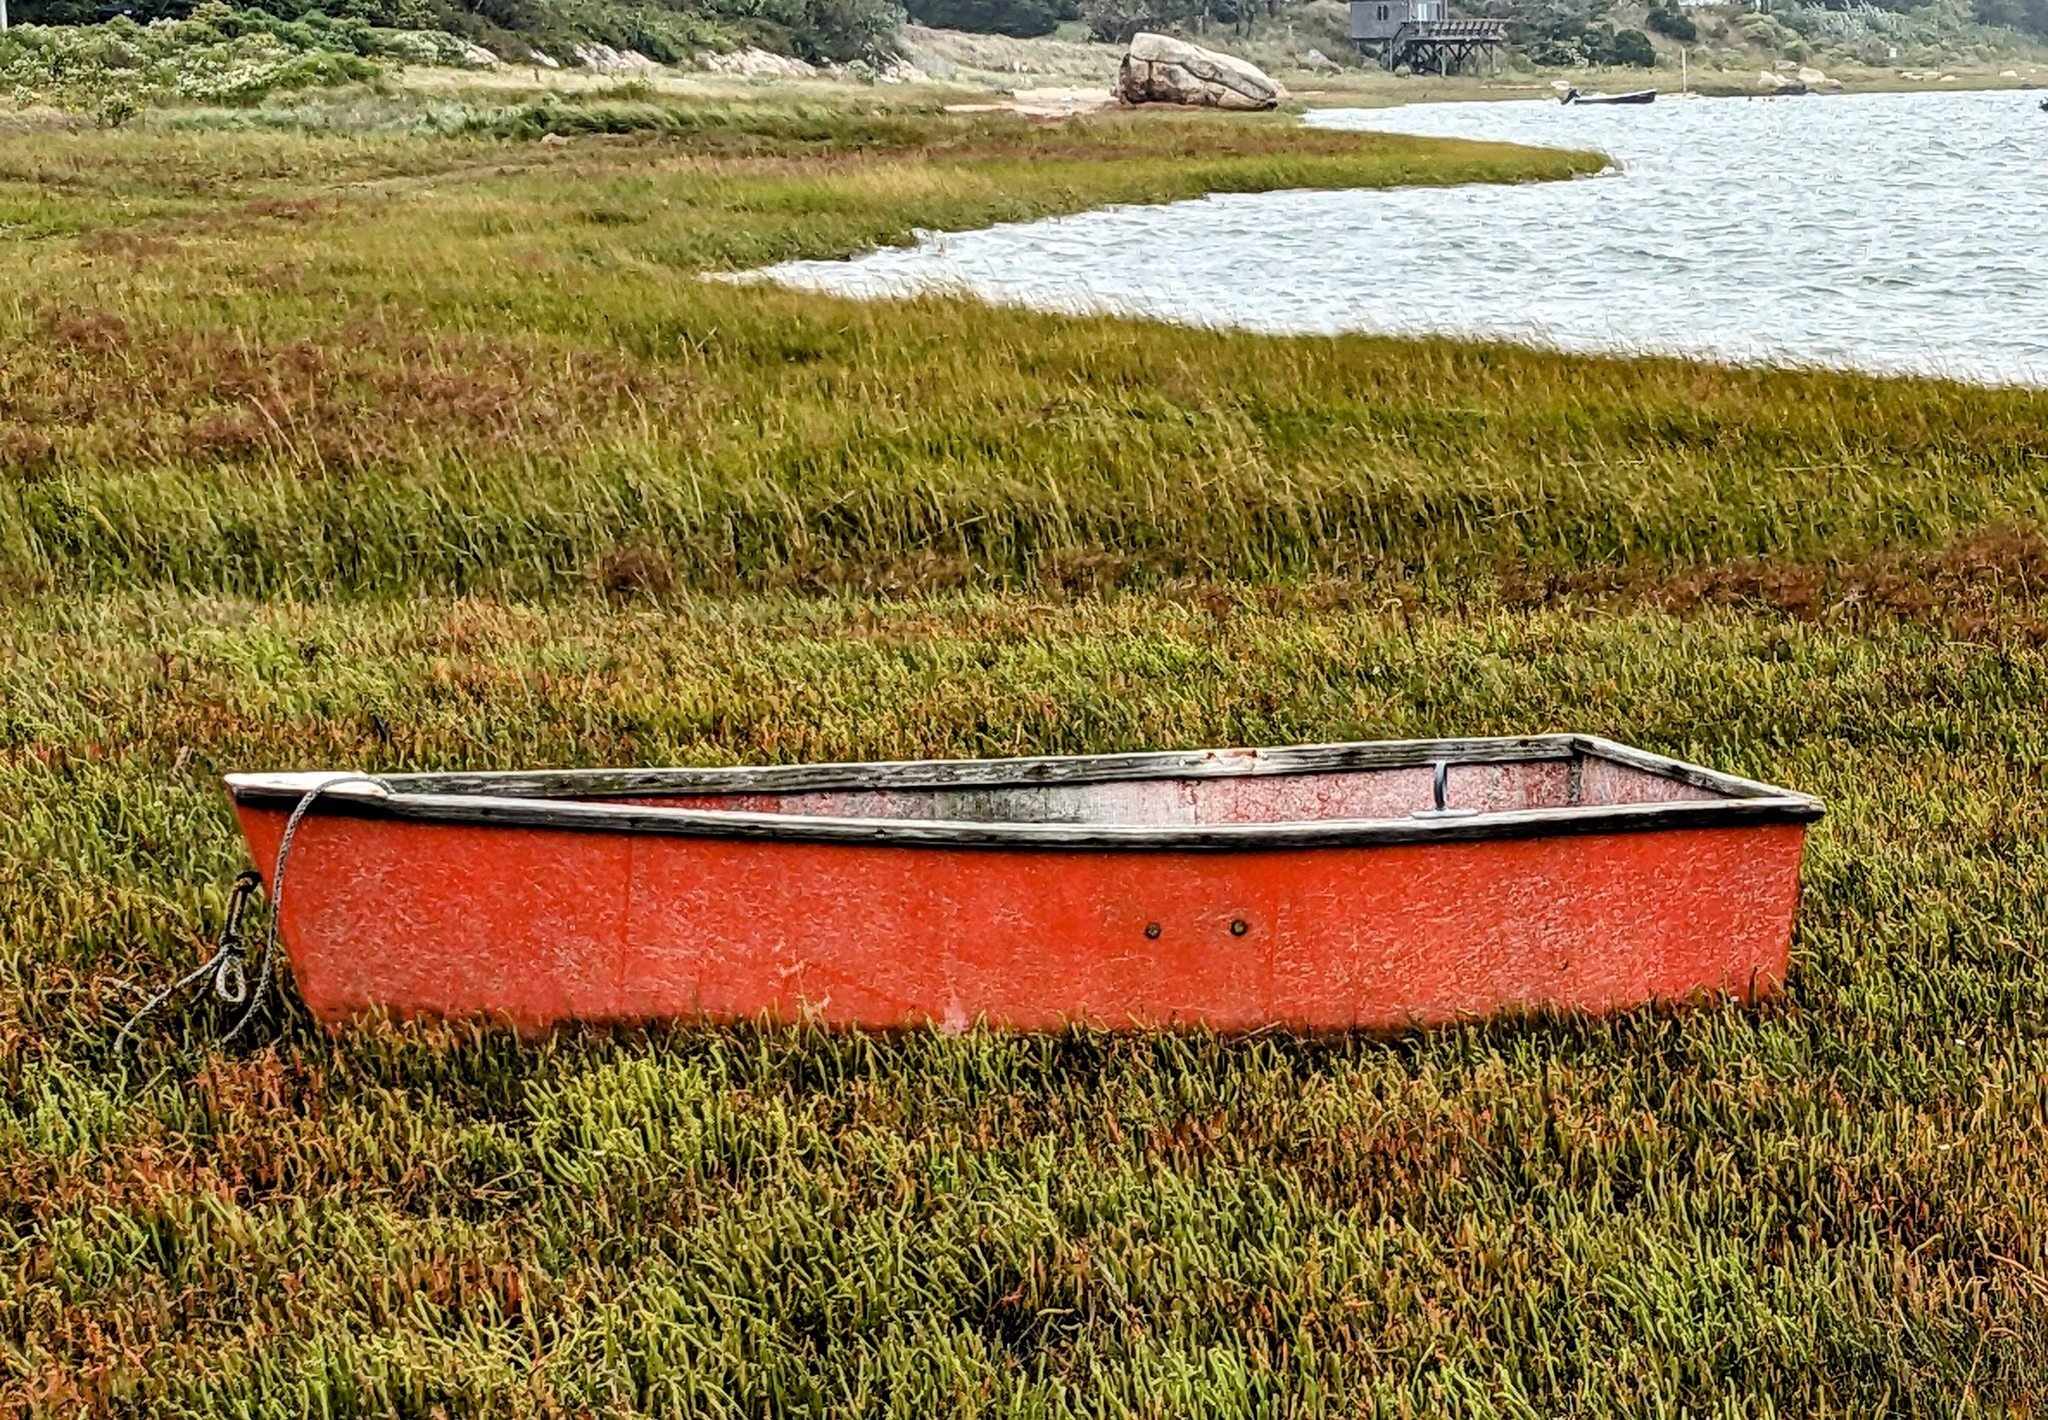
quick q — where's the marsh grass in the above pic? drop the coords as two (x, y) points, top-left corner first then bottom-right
(4, 99), (2048, 1415)
(6, 589), (2048, 1413)
(1, 105), (2042, 606)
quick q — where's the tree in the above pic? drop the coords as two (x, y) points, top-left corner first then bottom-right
(1975, 0), (2048, 35)
(1609, 25), (1654, 65)
(1645, 4), (1694, 42)
(903, 0), (1075, 37)
(783, 0), (905, 60)
(1079, 0), (1181, 43)
(1079, 0), (1290, 43)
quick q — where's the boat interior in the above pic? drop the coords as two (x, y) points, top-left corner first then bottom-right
(585, 756), (1716, 827)
(378, 739), (1767, 828)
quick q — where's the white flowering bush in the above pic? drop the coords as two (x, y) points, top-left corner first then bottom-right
(371, 26), (494, 66)
(0, 4), (487, 115)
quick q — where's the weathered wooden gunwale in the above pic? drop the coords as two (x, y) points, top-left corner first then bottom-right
(226, 735), (1822, 852)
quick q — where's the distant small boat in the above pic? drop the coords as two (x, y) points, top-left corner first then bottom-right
(226, 735), (1820, 1034)
(1563, 88), (1657, 105)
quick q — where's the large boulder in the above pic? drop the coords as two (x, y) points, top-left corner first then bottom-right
(1116, 32), (1284, 111)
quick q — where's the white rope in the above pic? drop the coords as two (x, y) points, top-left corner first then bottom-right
(113, 919), (251, 1054)
(117, 773), (391, 1051)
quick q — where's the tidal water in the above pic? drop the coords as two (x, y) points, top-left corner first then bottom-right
(748, 89), (2048, 385)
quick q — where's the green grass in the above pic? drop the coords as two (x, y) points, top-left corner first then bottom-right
(4, 104), (2044, 605)
(8, 591), (2048, 1413)
(4, 98), (2048, 1415)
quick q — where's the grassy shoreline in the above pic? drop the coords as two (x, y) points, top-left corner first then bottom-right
(7, 105), (2047, 605)
(1, 110), (1611, 601)
(6, 98), (2048, 1414)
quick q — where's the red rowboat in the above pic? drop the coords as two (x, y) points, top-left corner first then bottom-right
(226, 735), (1821, 1034)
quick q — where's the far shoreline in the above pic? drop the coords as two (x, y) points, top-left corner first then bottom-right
(1286, 63), (2046, 109)
(385, 27), (2048, 123)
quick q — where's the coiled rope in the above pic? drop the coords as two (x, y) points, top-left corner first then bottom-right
(117, 773), (391, 1051)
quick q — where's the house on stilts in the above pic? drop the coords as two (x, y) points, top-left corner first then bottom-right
(1349, 1), (1506, 73)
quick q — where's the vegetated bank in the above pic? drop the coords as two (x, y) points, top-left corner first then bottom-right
(2, 0), (2043, 143)
(5, 0), (902, 69)
(8, 101), (2047, 601)
(4, 99), (2048, 1414)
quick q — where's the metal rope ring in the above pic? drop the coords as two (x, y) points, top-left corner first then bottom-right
(221, 774), (390, 1045)
(213, 953), (248, 1007)
(116, 781), (388, 1052)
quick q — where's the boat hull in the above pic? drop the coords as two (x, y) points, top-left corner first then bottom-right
(232, 805), (1808, 1033)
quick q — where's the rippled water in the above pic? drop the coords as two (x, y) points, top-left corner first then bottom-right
(750, 90), (2048, 385)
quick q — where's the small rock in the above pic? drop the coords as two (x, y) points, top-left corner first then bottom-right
(460, 42), (500, 68)
(701, 46), (818, 79)
(1300, 47), (1339, 72)
(530, 49), (560, 69)
(540, 133), (571, 146)
(874, 55), (930, 84)
(1116, 31), (1284, 111)
(571, 43), (658, 74)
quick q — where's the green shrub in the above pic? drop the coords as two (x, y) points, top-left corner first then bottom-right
(0, 14), (386, 111)
(94, 91), (141, 125)
(902, 0), (1075, 37)
(13, 0), (903, 70)
(1645, 5), (1695, 43)
(1610, 27), (1656, 66)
